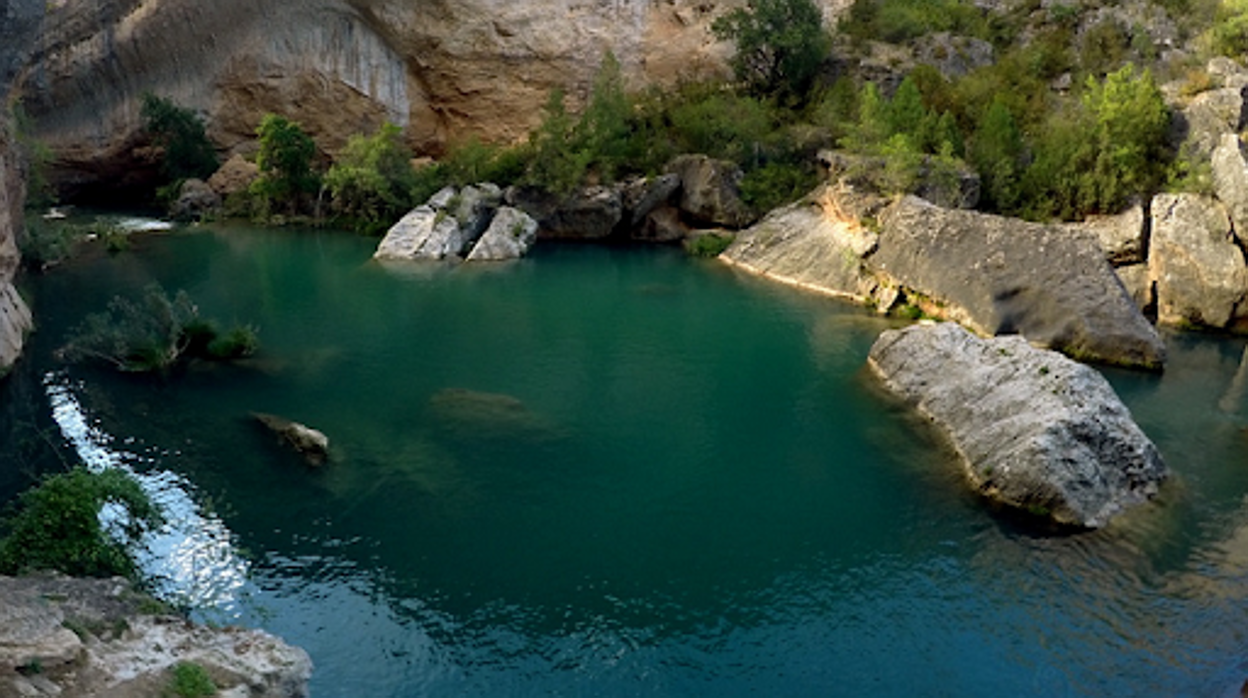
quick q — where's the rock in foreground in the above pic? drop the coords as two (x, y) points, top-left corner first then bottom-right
(0, 574), (312, 697)
(867, 322), (1167, 528)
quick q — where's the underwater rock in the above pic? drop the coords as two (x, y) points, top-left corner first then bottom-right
(427, 388), (560, 442)
(867, 322), (1168, 529)
(253, 412), (329, 465)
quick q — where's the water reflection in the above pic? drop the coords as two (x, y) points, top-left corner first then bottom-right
(44, 372), (249, 612)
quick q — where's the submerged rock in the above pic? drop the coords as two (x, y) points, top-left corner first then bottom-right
(867, 322), (1168, 529)
(253, 412), (330, 465)
(428, 388), (561, 442)
(0, 574), (312, 697)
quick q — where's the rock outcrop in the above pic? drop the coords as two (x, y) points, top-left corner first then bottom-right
(0, 574), (312, 697)
(724, 187), (1167, 369)
(867, 322), (1168, 529)
(374, 183), (541, 261)
(1148, 193), (1248, 331)
(0, 0), (42, 375)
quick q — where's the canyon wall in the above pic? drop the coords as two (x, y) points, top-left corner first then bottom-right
(0, 0), (44, 373)
(14, 0), (852, 197)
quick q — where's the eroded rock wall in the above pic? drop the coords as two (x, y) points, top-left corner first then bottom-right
(14, 0), (853, 197)
(0, 0), (44, 374)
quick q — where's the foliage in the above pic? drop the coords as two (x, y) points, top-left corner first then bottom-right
(324, 123), (417, 234)
(711, 0), (831, 102)
(1201, 0), (1248, 57)
(0, 467), (162, 579)
(684, 232), (736, 257)
(166, 662), (217, 698)
(251, 114), (319, 216)
(968, 97), (1024, 212)
(740, 159), (818, 212)
(666, 90), (777, 165)
(524, 88), (595, 194)
(838, 0), (998, 45)
(140, 93), (219, 184)
(59, 284), (258, 373)
(18, 218), (76, 270)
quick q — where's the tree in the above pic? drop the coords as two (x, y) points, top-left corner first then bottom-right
(970, 97), (1024, 212)
(324, 123), (417, 233)
(140, 93), (219, 183)
(1080, 64), (1169, 213)
(251, 114), (319, 215)
(711, 0), (831, 102)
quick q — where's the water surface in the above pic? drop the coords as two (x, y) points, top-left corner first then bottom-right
(2, 223), (1247, 697)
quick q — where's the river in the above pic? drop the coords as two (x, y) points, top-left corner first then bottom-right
(1, 221), (1246, 696)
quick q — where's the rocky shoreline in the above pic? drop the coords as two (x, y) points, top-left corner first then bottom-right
(0, 574), (311, 698)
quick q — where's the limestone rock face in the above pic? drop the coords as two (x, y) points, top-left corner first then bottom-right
(873, 196), (1166, 369)
(15, 0), (859, 196)
(666, 155), (754, 229)
(1212, 133), (1248, 235)
(867, 322), (1168, 529)
(466, 206), (538, 261)
(1148, 193), (1248, 330)
(721, 183), (885, 301)
(0, 575), (312, 698)
(374, 206), (460, 261)
(0, 135), (33, 376)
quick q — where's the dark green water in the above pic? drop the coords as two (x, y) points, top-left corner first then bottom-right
(3, 222), (1248, 697)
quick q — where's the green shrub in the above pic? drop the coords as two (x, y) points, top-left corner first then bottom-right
(324, 123), (416, 234)
(838, 0), (996, 45)
(166, 662), (217, 698)
(684, 232), (736, 257)
(141, 94), (219, 184)
(712, 0), (831, 103)
(19, 218), (76, 270)
(0, 467), (161, 579)
(740, 160), (818, 212)
(251, 114), (319, 217)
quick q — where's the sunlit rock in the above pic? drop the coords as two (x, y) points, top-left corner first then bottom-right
(867, 322), (1168, 529)
(466, 206), (538, 261)
(1148, 193), (1248, 331)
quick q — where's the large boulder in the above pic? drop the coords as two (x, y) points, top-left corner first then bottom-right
(872, 196), (1166, 370)
(666, 154), (754, 229)
(466, 206), (539, 261)
(207, 153), (259, 197)
(867, 322), (1168, 528)
(1148, 193), (1248, 331)
(373, 205), (463, 260)
(1212, 133), (1248, 235)
(168, 178), (222, 221)
(721, 183), (888, 303)
(506, 185), (623, 239)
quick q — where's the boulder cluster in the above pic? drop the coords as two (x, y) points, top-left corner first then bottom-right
(374, 154), (753, 262)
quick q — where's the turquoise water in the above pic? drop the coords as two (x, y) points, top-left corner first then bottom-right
(3, 223), (1248, 696)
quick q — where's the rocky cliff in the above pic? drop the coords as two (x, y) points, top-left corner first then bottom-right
(13, 0), (851, 198)
(0, 0), (44, 374)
